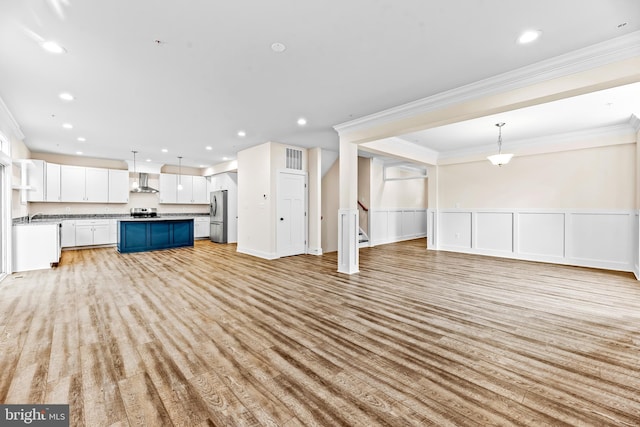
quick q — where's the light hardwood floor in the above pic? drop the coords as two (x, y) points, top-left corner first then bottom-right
(1, 239), (639, 426)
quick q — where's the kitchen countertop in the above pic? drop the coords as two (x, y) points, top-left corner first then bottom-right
(117, 216), (197, 222)
(14, 213), (208, 225)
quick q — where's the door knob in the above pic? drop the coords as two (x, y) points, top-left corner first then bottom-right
(280, 218), (284, 221)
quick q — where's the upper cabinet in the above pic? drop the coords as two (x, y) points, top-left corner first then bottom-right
(61, 165), (108, 202)
(158, 173), (208, 204)
(108, 169), (129, 203)
(32, 163), (125, 203)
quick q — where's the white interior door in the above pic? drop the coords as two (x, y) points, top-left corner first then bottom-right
(277, 172), (306, 257)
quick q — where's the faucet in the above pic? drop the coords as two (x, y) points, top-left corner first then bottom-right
(29, 212), (44, 222)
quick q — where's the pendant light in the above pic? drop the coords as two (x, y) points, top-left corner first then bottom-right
(487, 122), (513, 166)
(131, 150), (139, 189)
(177, 156), (183, 190)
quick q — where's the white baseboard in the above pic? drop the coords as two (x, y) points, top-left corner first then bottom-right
(236, 246), (279, 260)
(307, 247), (323, 256)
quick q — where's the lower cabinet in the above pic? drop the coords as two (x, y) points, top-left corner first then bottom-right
(62, 219), (115, 247)
(12, 224), (61, 272)
(117, 219), (194, 253)
(194, 217), (210, 239)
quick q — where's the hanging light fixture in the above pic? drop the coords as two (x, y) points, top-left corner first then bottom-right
(487, 122), (513, 166)
(131, 150), (139, 189)
(177, 156), (183, 190)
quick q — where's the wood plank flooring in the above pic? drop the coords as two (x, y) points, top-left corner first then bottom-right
(1, 239), (639, 426)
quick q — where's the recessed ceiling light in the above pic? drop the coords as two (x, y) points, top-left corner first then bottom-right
(199, 164), (205, 168)
(75, 151), (83, 155)
(222, 156), (229, 161)
(62, 123), (73, 129)
(237, 130), (246, 137)
(77, 137), (86, 142)
(517, 30), (541, 44)
(205, 146), (212, 150)
(271, 42), (286, 53)
(146, 158), (152, 162)
(297, 117), (307, 126)
(161, 148), (168, 153)
(59, 92), (74, 101)
(41, 40), (66, 54)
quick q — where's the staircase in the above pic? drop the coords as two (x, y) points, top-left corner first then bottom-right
(359, 227), (369, 247)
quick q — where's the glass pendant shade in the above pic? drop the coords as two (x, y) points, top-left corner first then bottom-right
(488, 122), (513, 166)
(487, 153), (513, 166)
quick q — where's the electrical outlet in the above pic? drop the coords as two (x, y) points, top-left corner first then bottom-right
(65, 206), (71, 213)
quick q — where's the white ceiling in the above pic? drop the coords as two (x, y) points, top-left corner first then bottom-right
(0, 0), (638, 168)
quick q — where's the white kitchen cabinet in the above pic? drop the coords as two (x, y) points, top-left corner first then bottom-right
(192, 176), (208, 204)
(60, 165), (109, 202)
(194, 216), (210, 238)
(85, 168), (109, 202)
(13, 223), (61, 272)
(46, 163), (61, 202)
(160, 173), (209, 204)
(61, 220), (76, 247)
(26, 159), (46, 202)
(158, 173), (177, 203)
(74, 220), (110, 246)
(109, 219), (118, 244)
(176, 175), (194, 204)
(108, 169), (129, 203)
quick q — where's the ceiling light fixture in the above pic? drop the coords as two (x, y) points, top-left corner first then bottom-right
(41, 40), (66, 54)
(517, 30), (541, 44)
(297, 117), (307, 126)
(161, 148), (168, 153)
(237, 130), (246, 137)
(77, 137), (86, 142)
(146, 158), (151, 162)
(59, 92), (74, 101)
(205, 146), (212, 150)
(177, 156), (183, 191)
(62, 123), (73, 129)
(222, 156), (229, 161)
(131, 150), (139, 189)
(76, 151), (83, 155)
(487, 123), (513, 166)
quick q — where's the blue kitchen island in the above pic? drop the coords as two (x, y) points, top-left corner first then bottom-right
(117, 217), (194, 253)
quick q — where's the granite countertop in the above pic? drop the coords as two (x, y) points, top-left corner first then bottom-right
(117, 216), (197, 222)
(13, 213), (208, 225)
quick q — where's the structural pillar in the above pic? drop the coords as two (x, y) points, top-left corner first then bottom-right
(338, 139), (359, 274)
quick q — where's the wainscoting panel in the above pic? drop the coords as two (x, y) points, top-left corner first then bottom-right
(475, 212), (513, 253)
(369, 209), (428, 246)
(568, 212), (633, 267)
(518, 212), (565, 258)
(436, 209), (635, 273)
(439, 212), (472, 249)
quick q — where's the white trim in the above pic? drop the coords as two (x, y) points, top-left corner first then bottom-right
(276, 169), (308, 258)
(437, 123), (636, 164)
(307, 247), (323, 256)
(436, 208), (636, 274)
(236, 246), (279, 260)
(629, 114), (640, 133)
(338, 208), (359, 274)
(335, 31), (640, 135)
(0, 96), (24, 140)
(0, 133), (12, 277)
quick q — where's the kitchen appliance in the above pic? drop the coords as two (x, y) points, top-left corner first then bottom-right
(130, 173), (159, 193)
(210, 190), (227, 243)
(130, 207), (158, 218)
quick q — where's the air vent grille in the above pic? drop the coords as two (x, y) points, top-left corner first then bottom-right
(286, 148), (303, 170)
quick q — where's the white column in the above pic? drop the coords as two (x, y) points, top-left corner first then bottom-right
(338, 139), (359, 274)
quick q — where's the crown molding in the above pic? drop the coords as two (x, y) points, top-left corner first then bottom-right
(334, 30), (640, 136)
(629, 114), (640, 133)
(0, 95), (24, 141)
(437, 123), (636, 165)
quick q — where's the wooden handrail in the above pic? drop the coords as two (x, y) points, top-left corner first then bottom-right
(357, 200), (369, 212)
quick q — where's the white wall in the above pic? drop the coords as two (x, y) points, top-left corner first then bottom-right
(433, 142), (637, 273)
(438, 144), (635, 209)
(321, 157), (339, 253)
(308, 148), (322, 255)
(371, 158), (429, 209)
(237, 141), (309, 259)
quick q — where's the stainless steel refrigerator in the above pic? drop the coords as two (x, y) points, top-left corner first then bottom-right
(210, 190), (228, 243)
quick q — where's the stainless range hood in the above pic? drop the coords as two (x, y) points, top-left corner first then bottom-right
(130, 173), (158, 193)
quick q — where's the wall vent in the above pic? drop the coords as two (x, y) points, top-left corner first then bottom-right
(286, 148), (303, 170)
